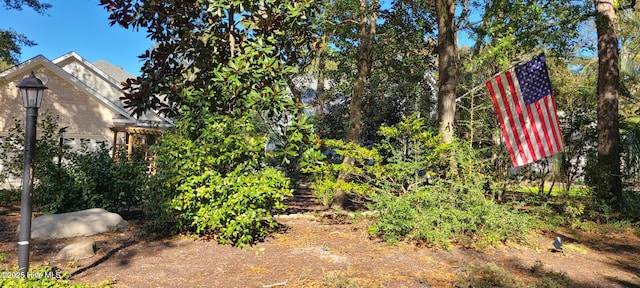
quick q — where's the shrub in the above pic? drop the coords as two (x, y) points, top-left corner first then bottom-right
(34, 143), (148, 215)
(0, 113), (148, 214)
(144, 115), (292, 247)
(302, 114), (442, 205)
(305, 114), (531, 248)
(301, 139), (382, 206)
(0, 114), (68, 182)
(369, 140), (531, 248)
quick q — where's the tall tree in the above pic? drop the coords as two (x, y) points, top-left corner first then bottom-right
(618, 6), (640, 116)
(320, 0), (436, 142)
(461, 0), (590, 164)
(435, 0), (458, 144)
(594, 0), (622, 202)
(346, 0), (378, 144)
(320, 0), (436, 208)
(617, 6), (640, 184)
(330, 0), (378, 209)
(0, 0), (50, 64)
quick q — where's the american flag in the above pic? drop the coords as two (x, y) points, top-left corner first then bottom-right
(485, 53), (564, 167)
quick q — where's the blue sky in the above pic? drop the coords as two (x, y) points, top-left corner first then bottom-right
(1, 1), (478, 76)
(0, 0), (153, 75)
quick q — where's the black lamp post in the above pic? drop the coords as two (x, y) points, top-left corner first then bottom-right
(16, 71), (47, 276)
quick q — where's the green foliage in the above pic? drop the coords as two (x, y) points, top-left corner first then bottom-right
(620, 122), (640, 219)
(0, 114), (66, 209)
(100, 0), (320, 246)
(0, 189), (20, 203)
(302, 138), (381, 205)
(0, 114), (148, 214)
(304, 114), (444, 205)
(470, 0), (589, 67)
(269, 114), (318, 178)
(38, 146), (147, 215)
(621, 121), (640, 185)
(315, 103), (348, 141)
(584, 150), (625, 214)
(375, 114), (445, 192)
(316, 0), (437, 143)
(369, 170), (530, 248)
(101, 0), (320, 119)
(145, 115), (292, 247)
(305, 115), (531, 247)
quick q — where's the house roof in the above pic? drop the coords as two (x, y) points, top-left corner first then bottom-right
(0, 52), (173, 129)
(92, 60), (135, 84)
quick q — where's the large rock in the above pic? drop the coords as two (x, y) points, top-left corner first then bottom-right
(57, 238), (96, 260)
(22, 208), (128, 239)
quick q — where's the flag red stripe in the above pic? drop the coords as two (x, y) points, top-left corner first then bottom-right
(506, 71), (538, 164)
(538, 101), (554, 158)
(528, 103), (549, 159)
(549, 94), (564, 151)
(486, 79), (517, 165)
(541, 97), (558, 154)
(498, 72), (527, 164)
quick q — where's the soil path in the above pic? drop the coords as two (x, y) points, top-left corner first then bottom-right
(1, 189), (639, 287)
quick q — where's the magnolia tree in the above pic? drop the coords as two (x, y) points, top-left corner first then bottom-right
(100, 0), (321, 246)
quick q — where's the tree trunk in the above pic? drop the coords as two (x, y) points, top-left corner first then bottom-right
(332, 0), (378, 210)
(346, 0), (377, 144)
(595, 0), (622, 204)
(316, 37), (327, 118)
(435, 0), (459, 144)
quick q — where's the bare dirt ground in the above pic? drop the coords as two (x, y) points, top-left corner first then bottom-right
(1, 189), (640, 288)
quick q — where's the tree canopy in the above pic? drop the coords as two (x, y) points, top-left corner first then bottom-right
(100, 0), (320, 122)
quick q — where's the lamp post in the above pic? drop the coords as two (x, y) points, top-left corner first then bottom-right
(16, 71), (47, 277)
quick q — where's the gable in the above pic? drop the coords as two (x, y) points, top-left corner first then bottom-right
(1, 53), (173, 134)
(53, 52), (173, 125)
(1, 65), (122, 139)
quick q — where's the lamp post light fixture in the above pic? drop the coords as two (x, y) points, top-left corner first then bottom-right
(16, 71), (47, 277)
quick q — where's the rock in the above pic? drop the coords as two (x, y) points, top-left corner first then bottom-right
(57, 238), (96, 260)
(20, 208), (128, 239)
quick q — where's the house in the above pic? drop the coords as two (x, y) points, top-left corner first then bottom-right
(0, 52), (173, 180)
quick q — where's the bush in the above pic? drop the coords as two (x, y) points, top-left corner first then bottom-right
(301, 139), (382, 206)
(306, 114), (531, 248)
(0, 113), (148, 214)
(34, 145), (148, 215)
(370, 140), (531, 248)
(302, 114), (442, 205)
(144, 115), (292, 247)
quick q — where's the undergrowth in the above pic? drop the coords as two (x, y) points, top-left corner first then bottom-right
(304, 114), (532, 248)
